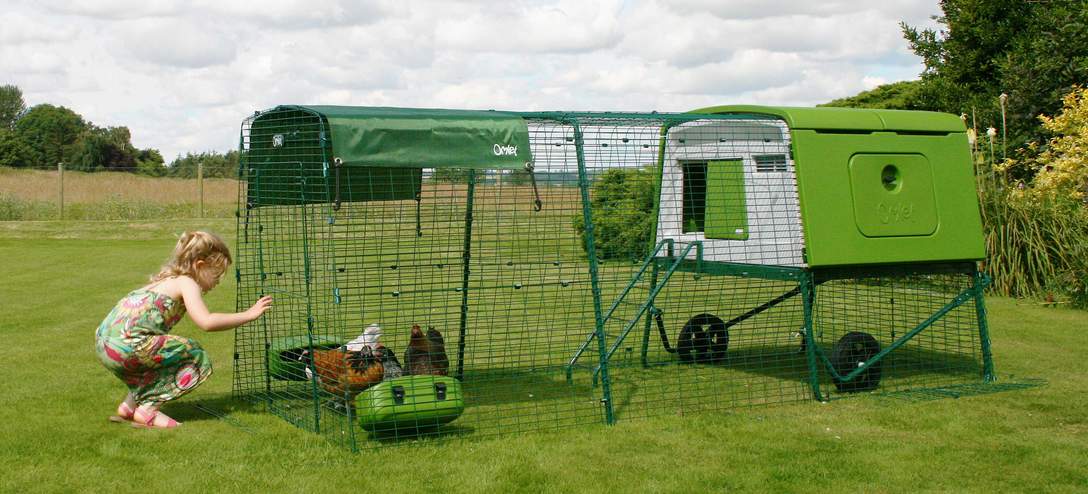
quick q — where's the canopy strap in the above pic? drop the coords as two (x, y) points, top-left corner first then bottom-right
(525, 162), (543, 211)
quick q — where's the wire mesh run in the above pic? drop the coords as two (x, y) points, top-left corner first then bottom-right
(233, 108), (993, 450)
(811, 269), (986, 398)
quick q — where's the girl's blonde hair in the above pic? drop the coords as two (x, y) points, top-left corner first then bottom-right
(151, 231), (233, 282)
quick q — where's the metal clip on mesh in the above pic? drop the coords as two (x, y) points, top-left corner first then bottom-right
(415, 191), (423, 237)
(525, 161), (543, 211)
(332, 157), (343, 211)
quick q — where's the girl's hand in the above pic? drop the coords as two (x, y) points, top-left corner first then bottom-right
(246, 295), (273, 321)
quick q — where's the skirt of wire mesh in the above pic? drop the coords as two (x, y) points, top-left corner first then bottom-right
(811, 271), (985, 399)
(607, 269), (812, 420)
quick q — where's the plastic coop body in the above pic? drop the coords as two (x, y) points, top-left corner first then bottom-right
(657, 106), (985, 269)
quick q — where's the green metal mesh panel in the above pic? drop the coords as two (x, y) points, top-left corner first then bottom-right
(811, 269), (986, 398)
(233, 109), (994, 451)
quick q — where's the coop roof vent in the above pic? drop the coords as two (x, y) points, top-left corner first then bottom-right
(754, 154), (789, 173)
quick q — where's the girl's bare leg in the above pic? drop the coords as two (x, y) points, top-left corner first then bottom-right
(117, 392), (137, 418)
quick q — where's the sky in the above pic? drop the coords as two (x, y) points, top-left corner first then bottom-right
(2, 0), (942, 162)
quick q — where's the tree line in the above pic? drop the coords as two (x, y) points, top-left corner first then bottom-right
(0, 85), (238, 178)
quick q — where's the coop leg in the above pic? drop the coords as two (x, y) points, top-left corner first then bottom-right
(972, 269), (996, 382)
(641, 260), (662, 367)
(800, 274), (825, 402)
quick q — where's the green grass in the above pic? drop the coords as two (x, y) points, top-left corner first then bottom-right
(1, 220), (1086, 493)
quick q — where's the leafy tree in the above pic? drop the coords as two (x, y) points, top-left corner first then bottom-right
(70, 126), (138, 171)
(572, 167), (657, 261)
(902, 0), (1088, 155)
(13, 104), (87, 168)
(998, 3), (1088, 153)
(0, 131), (33, 168)
(136, 148), (166, 176)
(168, 150), (239, 178)
(820, 80), (924, 110)
(0, 84), (25, 130)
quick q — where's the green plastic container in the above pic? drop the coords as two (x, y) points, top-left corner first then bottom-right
(267, 335), (343, 381)
(356, 375), (465, 432)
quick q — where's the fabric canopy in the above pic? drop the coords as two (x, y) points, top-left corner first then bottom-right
(296, 105), (534, 169)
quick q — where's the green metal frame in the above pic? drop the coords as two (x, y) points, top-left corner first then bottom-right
(572, 119), (615, 425)
(591, 241), (702, 386)
(455, 169), (477, 381)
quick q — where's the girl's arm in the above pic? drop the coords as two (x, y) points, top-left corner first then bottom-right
(178, 276), (272, 332)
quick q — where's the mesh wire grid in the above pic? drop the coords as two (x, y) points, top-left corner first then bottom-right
(233, 109), (992, 450)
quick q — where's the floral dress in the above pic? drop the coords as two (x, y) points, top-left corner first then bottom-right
(95, 288), (211, 407)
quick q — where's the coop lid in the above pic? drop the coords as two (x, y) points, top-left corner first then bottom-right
(291, 105), (533, 169)
(688, 105), (965, 133)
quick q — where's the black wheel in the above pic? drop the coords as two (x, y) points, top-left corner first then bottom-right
(677, 314), (729, 363)
(831, 331), (882, 392)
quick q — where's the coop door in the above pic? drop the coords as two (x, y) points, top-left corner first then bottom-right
(704, 159), (748, 240)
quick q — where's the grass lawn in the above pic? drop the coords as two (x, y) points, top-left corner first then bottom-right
(1, 220), (1086, 493)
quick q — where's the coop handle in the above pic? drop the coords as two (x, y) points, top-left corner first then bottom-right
(332, 157), (342, 211)
(525, 162), (542, 211)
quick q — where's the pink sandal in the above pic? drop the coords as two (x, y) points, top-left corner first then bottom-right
(108, 402), (136, 423)
(131, 409), (180, 429)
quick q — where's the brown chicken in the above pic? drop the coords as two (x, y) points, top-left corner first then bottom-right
(404, 325), (450, 376)
(303, 346), (385, 403)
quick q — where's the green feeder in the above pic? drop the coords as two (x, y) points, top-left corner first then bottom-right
(356, 375), (465, 433)
(267, 335), (343, 381)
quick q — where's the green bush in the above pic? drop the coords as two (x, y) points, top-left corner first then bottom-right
(979, 173), (1088, 309)
(572, 167), (657, 261)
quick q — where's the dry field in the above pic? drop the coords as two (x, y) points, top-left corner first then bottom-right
(0, 167), (239, 219)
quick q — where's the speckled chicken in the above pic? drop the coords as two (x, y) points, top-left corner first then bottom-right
(302, 346), (385, 401)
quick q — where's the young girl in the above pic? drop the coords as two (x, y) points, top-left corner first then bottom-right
(95, 231), (272, 429)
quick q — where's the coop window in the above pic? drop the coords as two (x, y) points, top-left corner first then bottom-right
(681, 159), (748, 239)
(754, 154), (788, 173)
(682, 162), (707, 233)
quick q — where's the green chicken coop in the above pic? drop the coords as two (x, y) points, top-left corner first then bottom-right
(233, 105), (995, 451)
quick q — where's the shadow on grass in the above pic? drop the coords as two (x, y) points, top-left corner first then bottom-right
(166, 393), (264, 432)
(875, 376), (1048, 403)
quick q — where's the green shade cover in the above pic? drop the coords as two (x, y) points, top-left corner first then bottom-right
(245, 105), (533, 207)
(300, 105), (533, 169)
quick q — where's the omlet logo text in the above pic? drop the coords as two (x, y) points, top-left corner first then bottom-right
(493, 144), (518, 156)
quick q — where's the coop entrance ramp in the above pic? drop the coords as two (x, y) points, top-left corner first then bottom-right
(564, 238), (702, 384)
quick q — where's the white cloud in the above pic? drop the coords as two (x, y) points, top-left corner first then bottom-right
(1, 0), (935, 161)
(436, 0), (624, 53)
(0, 12), (80, 44)
(114, 18), (238, 68)
(38, 0), (185, 20)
